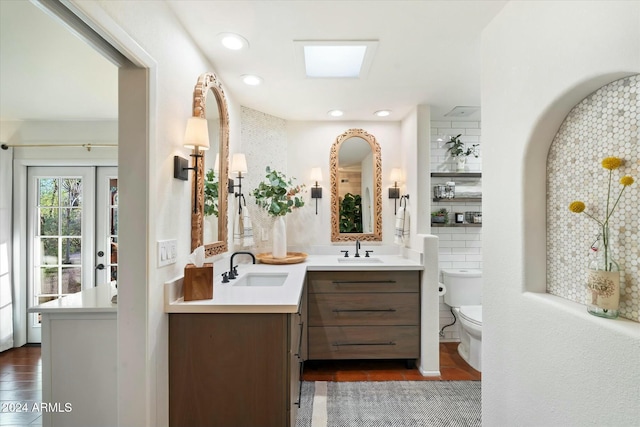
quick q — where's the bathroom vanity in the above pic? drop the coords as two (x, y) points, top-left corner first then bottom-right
(165, 255), (423, 427)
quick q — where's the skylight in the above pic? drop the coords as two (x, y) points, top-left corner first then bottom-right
(304, 46), (367, 78)
(294, 40), (378, 79)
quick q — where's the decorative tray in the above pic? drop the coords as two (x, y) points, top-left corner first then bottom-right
(255, 252), (308, 265)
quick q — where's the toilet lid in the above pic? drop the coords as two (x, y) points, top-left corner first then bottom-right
(459, 305), (482, 325)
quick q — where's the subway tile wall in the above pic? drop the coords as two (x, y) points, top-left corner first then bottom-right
(430, 120), (482, 341)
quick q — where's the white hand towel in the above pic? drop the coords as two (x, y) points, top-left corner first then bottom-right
(242, 202), (254, 247)
(233, 196), (243, 246)
(233, 196), (254, 248)
(394, 205), (410, 247)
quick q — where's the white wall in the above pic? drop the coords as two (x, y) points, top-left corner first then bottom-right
(482, 1), (640, 426)
(70, 1), (242, 426)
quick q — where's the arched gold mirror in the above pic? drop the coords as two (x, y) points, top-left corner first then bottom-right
(330, 128), (382, 242)
(191, 72), (229, 256)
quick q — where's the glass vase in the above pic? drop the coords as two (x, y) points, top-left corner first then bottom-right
(586, 226), (620, 319)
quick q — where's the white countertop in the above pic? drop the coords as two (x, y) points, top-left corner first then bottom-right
(28, 282), (118, 314)
(165, 254), (423, 314)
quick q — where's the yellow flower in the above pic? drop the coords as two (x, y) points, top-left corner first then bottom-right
(569, 201), (586, 213)
(601, 157), (623, 170)
(620, 175), (634, 186)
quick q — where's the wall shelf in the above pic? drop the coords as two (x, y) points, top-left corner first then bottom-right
(431, 223), (482, 227)
(433, 197), (482, 203)
(431, 172), (481, 178)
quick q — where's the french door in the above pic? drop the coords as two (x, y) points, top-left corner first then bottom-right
(26, 166), (117, 342)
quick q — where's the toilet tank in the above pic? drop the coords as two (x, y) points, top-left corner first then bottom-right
(442, 269), (482, 307)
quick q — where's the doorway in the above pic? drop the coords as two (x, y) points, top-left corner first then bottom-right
(26, 166), (117, 343)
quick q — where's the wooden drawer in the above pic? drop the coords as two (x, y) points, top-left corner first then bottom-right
(308, 326), (419, 359)
(308, 271), (419, 294)
(309, 293), (419, 326)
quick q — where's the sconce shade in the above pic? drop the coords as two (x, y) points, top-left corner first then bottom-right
(183, 117), (210, 150)
(231, 153), (248, 174)
(310, 167), (323, 182)
(390, 168), (403, 183)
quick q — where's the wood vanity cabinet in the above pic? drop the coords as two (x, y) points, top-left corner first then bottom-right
(307, 271), (420, 360)
(168, 285), (307, 427)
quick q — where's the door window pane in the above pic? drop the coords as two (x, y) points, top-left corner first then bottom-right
(61, 267), (82, 294)
(39, 237), (58, 265)
(61, 238), (81, 265)
(39, 178), (58, 206)
(39, 208), (59, 235)
(61, 208), (82, 235)
(39, 267), (58, 295)
(61, 178), (82, 206)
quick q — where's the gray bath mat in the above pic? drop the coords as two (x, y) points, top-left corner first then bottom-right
(296, 381), (481, 427)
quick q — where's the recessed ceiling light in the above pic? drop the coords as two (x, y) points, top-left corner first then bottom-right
(242, 75), (262, 86)
(294, 40), (378, 79)
(374, 110), (392, 117)
(218, 33), (249, 50)
(328, 110), (344, 117)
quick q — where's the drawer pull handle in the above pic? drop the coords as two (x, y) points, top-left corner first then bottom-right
(332, 309), (396, 313)
(331, 280), (396, 284)
(333, 342), (396, 347)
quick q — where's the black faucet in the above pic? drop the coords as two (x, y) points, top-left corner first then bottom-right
(228, 251), (256, 279)
(354, 239), (361, 257)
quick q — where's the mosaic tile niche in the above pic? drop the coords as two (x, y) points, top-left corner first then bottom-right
(547, 74), (639, 322)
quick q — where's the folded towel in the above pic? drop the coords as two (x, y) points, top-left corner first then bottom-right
(233, 195), (254, 248)
(394, 205), (410, 247)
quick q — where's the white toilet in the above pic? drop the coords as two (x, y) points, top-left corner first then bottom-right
(442, 269), (483, 372)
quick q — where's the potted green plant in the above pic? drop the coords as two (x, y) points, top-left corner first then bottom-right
(444, 134), (479, 171)
(252, 166), (305, 258)
(203, 168), (219, 217)
(431, 208), (449, 225)
(339, 193), (362, 233)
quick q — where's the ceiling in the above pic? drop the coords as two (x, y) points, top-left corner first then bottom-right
(0, 0), (508, 123)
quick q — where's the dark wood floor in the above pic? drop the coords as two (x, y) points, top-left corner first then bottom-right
(0, 345), (42, 426)
(0, 342), (479, 426)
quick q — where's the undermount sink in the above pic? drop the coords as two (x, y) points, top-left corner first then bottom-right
(232, 272), (288, 287)
(337, 257), (383, 264)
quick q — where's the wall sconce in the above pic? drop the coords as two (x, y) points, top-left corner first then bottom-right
(174, 117), (210, 213)
(310, 167), (323, 215)
(228, 153), (248, 213)
(389, 168), (402, 214)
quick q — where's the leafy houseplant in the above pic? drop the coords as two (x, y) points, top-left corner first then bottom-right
(252, 166), (305, 217)
(444, 134), (479, 158)
(339, 193), (362, 233)
(445, 134), (479, 172)
(431, 208), (449, 224)
(203, 168), (219, 217)
(568, 156), (635, 319)
(252, 167), (305, 258)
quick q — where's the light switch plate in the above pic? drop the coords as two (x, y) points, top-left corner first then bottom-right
(158, 239), (177, 267)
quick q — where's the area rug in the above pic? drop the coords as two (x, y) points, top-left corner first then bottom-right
(296, 381), (481, 427)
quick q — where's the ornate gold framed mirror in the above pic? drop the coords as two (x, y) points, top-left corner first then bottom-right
(191, 72), (229, 256)
(330, 128), (382, 242)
